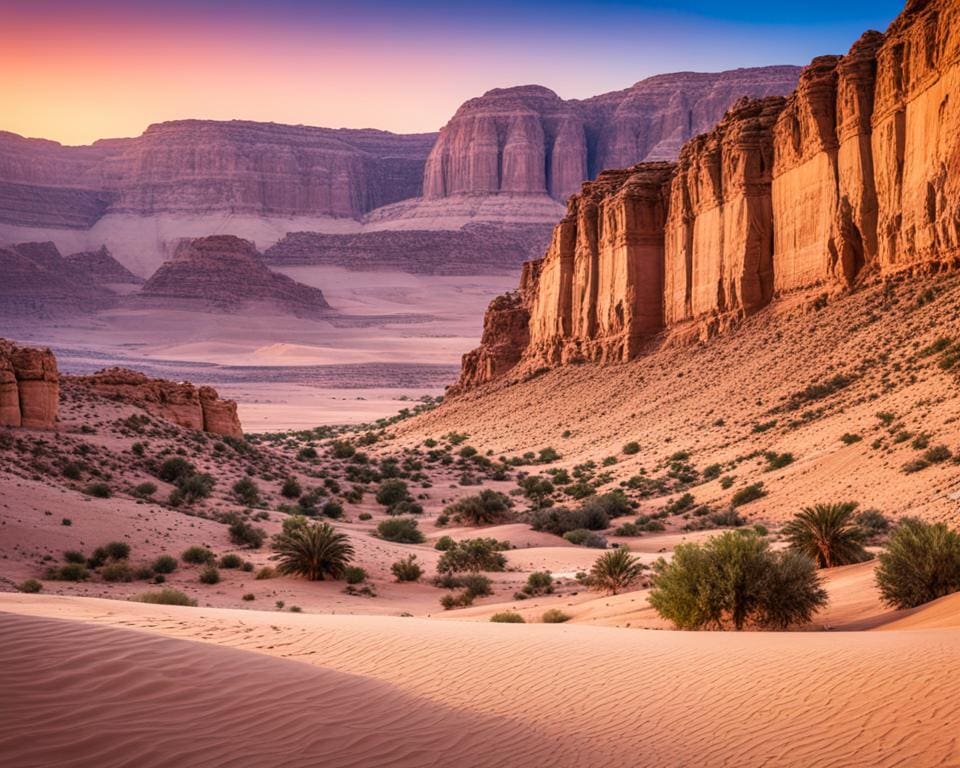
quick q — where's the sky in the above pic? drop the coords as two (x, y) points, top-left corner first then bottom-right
(2, 0), (904, 145)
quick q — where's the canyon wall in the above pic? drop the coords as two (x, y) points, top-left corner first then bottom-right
(457, 0), (960, 390)
(424, 67), (802, 202)
(0, 340), (59, 429)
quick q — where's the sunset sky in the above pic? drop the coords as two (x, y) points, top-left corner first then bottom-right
(3, 0), (903, 145)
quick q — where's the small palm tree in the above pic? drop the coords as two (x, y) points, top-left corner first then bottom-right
(589, 548), (645, 594)
(783, 503), (868, 568)
(272, 521), (355, 581)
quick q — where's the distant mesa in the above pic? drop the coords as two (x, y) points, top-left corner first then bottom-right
(65, 245), (144, 285)
(139, 234), (331, 316)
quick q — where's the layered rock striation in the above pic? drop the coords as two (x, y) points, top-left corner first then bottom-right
(0, 339), (59, 429)
(138, 235), (330, 316)
(424, 67), (802, 202)
(70, 367), (242, 438)
(65, 246), (144, 285)
(457, 0), (960, 389)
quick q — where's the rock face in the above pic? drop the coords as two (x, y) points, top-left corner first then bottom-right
(263, 223), (553, 275)
(0, 241), (115, 316)
(0, 122), (436, 227)
(425, 67), (802, 202)
(138, 235), (330, 315)
(71, 368), (242, 438)
(65, 246), (144, 285)
(458, 0), (960, 389)
(0, 339), (59, 429)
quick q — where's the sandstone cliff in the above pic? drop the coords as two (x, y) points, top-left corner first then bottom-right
(457, 0), (960, 389)
(138, 235), (330, 316)
(66, 246), (144, 285)
(0, 339), (59, 429)
(424, 67), (802, 202)
(70, 367), (242, 438)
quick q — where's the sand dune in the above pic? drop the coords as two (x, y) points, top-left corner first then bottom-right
(3, 594), (960, 767)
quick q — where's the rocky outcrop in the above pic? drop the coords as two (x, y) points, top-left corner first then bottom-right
(71, 367), (242, 437)
(0, 339), (59, 429)
(0, 241), (115, 316)
(138, 235), (330, 316)
(425, 67), (802, 202)
(66, 246), (144, 285)
(457, 0), (960, 389)
(263, 222), (553, 275)
(0, 122), (436, 227)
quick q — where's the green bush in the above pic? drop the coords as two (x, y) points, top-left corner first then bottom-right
(199, 566), (221, 585)
(84, 482), (112, 498)
(152, 555), (178, 574)
(103, 541), (131, 560)
(875, 520), (960, 608)
(782, 503), (869, 568)
(376, 479), (410, 507)
(522, 571), (554, 596)
(134, 588), (196, 607)
(589, 548), (645, 594)
(391, 554), (423, 582)
(622, 441), (641, 455)
(229, 519), (266, 549)
(133, 482), (158, 498)
(924, 445), (953, 464)
(856, 509), (890, 540)
(322, 500), (345, 519)
(46, 563), (89, 581)
(242, 593), (255, 601)
(444, 489), (513, 525)
(101, 562), (134, 582)
(272, 520), (355, 580)
(436, 538), (507, 573)
(528, 504), (609, 536)
(541, 608), (571, 624)
(182, 546), (215, 565)
(731, 482), (766, 507)
(563, 529), (607, 548)
(218, 553), (244, 569)
(763, 451), (795, 471)
(649, 531), (827, 630)
(518, 475), (555, 509)
(377, 517), (425, 544)
(281, 477), (302, 499)
(232, 477), (261, 506)
(330, 439), (356, 459)
(63, 550), (86, 564)
(158, 457), (195, 483)
(840, 433), (862, 445)
(18, 578), (42, 593)
(490, 611), (525, 623)
(434, 535), (456, 551)
(169, 473), (215, 506)
(344, 566), (367, 584)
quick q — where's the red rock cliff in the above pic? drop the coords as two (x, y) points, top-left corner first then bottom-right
(457, 0), (960, 389)
(0, 339), (59, 429)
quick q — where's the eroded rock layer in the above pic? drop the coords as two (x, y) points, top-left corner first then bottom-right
(70, 368), (242, 438)
(458, 0), (960, 389)
(0, 339), (59, 429)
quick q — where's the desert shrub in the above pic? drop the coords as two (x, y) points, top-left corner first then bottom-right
(19, 578), (42, 593)
(232, 477), (261, 506)
(229, 519), (267, 549)
(708, 509), (747, 528)
(444, 489), (513, 526)
(490, 611), (525, 623)
(649, 532), (827, 630)
(519, 475), (555, 509)
(104, 541), (131, 560)
(782, 503), (869, 568)
(763, 451), (795, 471)
(242, 593), (255, 601)
(322, 500), (345, 519)
(563, 529), (607, 548)
(181, 546), (215, 565)
(538, 447), (561, 463)
(584, 491), (632, 519)
(785, 373), (853, 410)
(528, 505), (608, 536)
(158, 457), (194, 483)
(440, 592), (473, 610)
(924, 445), (953, 464)
(84, 482), (112, 498)
(281, 477), (302, 499)
(702, 463), (723, 480)
(101, 562), (134, 582)
(218, 553), (244, 569)
(589, 548), (644, 594)
(330, 439), (356, 459)
(522, 571), (554, 596)
(434, 535), (456, 551)
(199, 566), (221, 584)
(875, 521), (960, 609)
(663, 493), (695, 516)
(62, 462), (83, 480)
(170, 473), (215, 505)
(376, 517), (425, 544)
(46, 563), (89, 581)
(855, 509), (890, 540)
(255, 566), (276, 580)
(622, 441), (641, 455)
(133, 481), (157, 498)
(134, 588), (196, 607)
(541, 609), (571, 623)
(436, 538), (507, 573)
(63, 550), (86, 564)
(272, 520), (355, 580)
(152, 555), (178, 574)
(384, 500), (422, 516)
(840, 433), (862, 445)
(376, 479), (410, 507)
(344, 566), (367, 584)
(391, 554), (422, 582)
(731, 482), (766, 506)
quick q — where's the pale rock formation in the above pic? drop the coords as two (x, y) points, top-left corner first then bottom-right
(138, 235), (330, 315)
(0, 339), (59, 429)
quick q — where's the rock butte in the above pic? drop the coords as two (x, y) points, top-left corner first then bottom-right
(0, 339), (59, 429)
(457, 0), (960, 389)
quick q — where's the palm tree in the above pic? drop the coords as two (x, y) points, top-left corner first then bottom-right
(782, 503), (868, 568)
(272, 521), (355, 580)
(589, 548), (645, 594)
